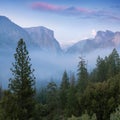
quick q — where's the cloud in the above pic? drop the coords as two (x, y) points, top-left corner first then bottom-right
(91, 29), (96, 36)
(107, 15), (120, 21)
(30, 2), (120, 22)
(111, 5), (120, 9)
(31, 2), (65, 12)
(93, 10), (120, 21)
(31, 2), (94, 15)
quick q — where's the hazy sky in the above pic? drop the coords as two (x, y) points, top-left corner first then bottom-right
(0, 0), (120, 47)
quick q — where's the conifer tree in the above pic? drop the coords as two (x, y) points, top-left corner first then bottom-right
(60, 70), (69, 111)
(60, 70), (69, 89)
(77, 57), (88, 93)
(107, 48), (120, 78)
(96, 56), (107, 82)
(0, 85), (2, 100)
(47, 81), (58, 109)
(46, 81), (59, 119)
(9, 39), (36, 120)
(66, 73), (78, 116)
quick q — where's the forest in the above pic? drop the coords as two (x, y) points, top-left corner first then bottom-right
(0, 39), (120, 120)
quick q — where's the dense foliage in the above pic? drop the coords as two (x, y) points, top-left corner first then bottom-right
(0, 39), (120, 120)
(0, 39), (35, 120)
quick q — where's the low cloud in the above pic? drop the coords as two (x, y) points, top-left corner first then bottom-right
(0, 48), (117, 88)
(91, 29), (96, 36)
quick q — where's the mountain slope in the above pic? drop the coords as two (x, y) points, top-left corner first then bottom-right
(67, 39), (95, 54)
(0, 16), (31, 48)
(67, 30), (120, 54)
(25, 26), (62, 53)
(0, 16), (62, 53)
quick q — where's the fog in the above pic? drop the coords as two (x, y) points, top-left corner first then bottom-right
(0, 48), (116, 88)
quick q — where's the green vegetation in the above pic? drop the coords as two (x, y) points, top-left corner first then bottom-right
(0, 39), (120, 120)
(68, 112), (97, 120)
(0, 39), (35, 120)
(110, 105), (120, 120)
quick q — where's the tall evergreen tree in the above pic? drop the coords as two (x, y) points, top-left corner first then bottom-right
(66, 73), (78, 116)
(107, 48), (120, 78)
(8, 39), (36, 120)
(0, 85), (2, 100)
(46, 81), (59, 119)
(60, 70), (69, 90)
(60, 70), (69, 112)
(47, 81), (58, 109)
(96, 56), (107, 82)
(77, 57), (88, 93)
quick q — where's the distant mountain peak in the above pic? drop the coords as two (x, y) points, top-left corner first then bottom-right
(0, 15), (32, 48)
(0, 16), (62, 53)
(0, 15), (120, 54)
(25, 26), (62, 53)
(67, 30), (120, 54)
(25, 26), (54, 39)
(95, 30), (114, 37)
(0, 15), (10, 21)
(95, 30), (114, 44)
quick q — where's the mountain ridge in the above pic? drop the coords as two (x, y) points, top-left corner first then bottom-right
(0, 15), (120, 54)
(25, 26), (62, 53)
(0, 16), (32, 48)
(0, 16), (62, 53)
(67, 30), (120, 54)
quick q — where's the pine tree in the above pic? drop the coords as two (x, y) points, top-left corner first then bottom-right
(60, 70), (69, 112)
(66, 73), (78, 116)
(60, 70), (69, 90)
(107, 48), (120, 78)
(96, 56), (107, 82)
(46, 81), (59, 119)
(77, 57), (88, 93)
(8, 39), (36, 120)
(0, 85), (3, 100)
(47, 81), (58, 109)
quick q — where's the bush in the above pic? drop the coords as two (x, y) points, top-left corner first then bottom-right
(110, 105), (120, 120)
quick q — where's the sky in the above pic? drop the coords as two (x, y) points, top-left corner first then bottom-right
(0, 0), (120, 47)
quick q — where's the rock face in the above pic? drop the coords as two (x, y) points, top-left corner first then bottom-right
(0, 16), (31, 48)
(94, 30), (115, 47)
(0, 16), (62, 53)
(0, 15), (120, 54)
(67, 30), (120, 54)
(67, 39), (95, 54)
(25, 26), (62, 53)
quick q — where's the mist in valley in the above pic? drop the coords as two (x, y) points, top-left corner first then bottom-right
(0, 47), (116, 88)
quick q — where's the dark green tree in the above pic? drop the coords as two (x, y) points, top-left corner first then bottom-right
(0, 90), (18, 120)
(69, 73), (76, 87)
(60, 70), (69, 115)
(0, 85), (3, 100)
(82, 73), (120, 120)
(46, 81), (60, 119)
(107, 48), (120, 78)
(77, 57), (88, 93)
(66, 73), (78, 116)
(47, 81), (58, 109)
(36, 88), (47, 105)
(96, 56), (107, 82)
(60, 70), (69, 90)
(8, 39), (36, 120)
